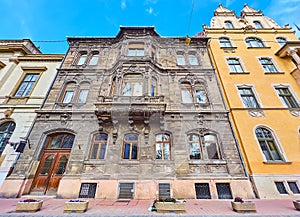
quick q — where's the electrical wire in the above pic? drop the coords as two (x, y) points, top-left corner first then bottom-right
(186, 0), (195, 36)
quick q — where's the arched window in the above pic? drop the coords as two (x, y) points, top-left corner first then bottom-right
(204, 134), (221, 159)
(89, 52), (99, 65)
(255, 127), (283, 161)
(219, 37), (232, 47)
(46, 133), (75, 149)
(224, 21), (234, 28)
(276, 37), (287, 46)
(77, 82), (89, 103)
(123, 134), (138, 160)
(0, 121), (16, 154)
(188, 134), (201, 159)
(155, 133), (171, 160)
(61, 82), (76, 103)
(77, 52), (88, 65)
(90, 133), (108, 159)
(122, 74), (143, 96)
(181, 82), (208, 104)
(245, 37), (265, 47)
(253, 21), (263, 28)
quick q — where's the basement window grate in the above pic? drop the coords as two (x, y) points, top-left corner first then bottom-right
(216, 183), (233, 199)
(288, 182), (300, 194)
(158, 183), (170, 199)
(275, 182), (288, 194)
(195, 183), (211, 199)
(78, 183), (97, 198)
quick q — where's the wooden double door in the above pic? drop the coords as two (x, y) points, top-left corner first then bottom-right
(31, 149), (70, 195)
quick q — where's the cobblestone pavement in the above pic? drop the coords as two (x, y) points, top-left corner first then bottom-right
(0, 198), (299, 216)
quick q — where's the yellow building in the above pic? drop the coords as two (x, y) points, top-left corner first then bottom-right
(204, 4), (300, 199)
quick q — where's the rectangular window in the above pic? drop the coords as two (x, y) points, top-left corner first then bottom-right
(227, 59), (244, 73)
(79, 183), (97, 198)
(119, 183), (134, 199)
(275, 88), (299, 108)
(177, 55), (185, 65)
(238, 88), (260, 108)
(216, 183), (233, 199)
(63, 91), (74, 103)
(15, 74), (39, 97)
(78, 89), (89, 103)
(275, 182), (288, 194)
(260, 58), (278, 73)
(158, 183), (170, 199)
(77, 54), (87, 65)
(288, 182), (300, 194)
(195, 183), (211, 199)
(89, 54), (99, 65)
(128, 48), (144, 56)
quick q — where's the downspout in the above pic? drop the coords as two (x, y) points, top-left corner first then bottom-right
(205, 37), (249, 178)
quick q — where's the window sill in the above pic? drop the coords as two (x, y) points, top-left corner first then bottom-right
(247, 46), (271, 49)
(220, 46), (237, 49)
(119, 160), (140, 165)
(189, 159), (226, 165)
(229, 71), (250, 74)
(264, 72), (285, 74)
(85, 160), (106, 165)
(263, 161), (292, 164)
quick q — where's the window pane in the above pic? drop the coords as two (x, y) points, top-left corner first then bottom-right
(124, 143), (130, 159)
(55, 155), (68, 175)
(91, 143), (99, 159)
(181, 89), (193, 103)
(163, 143), (170, 160)
(123, 83), (132, 96)
(275, 182), (288, 194)
(225, 21), (234, 28)
(78, 89), (89, 103)
(40, 155), (54, 175)
(190, 143), (201, 159)
(156, 144), (162, 159)
(133, 82), (142, 96)
(204, 135), (220, 159)
(177, 55), (185, 65)
(288, 182), (300, 194)
(15, 74), (39, 97)
(63, 91), (74, 103)
(132, 144), (138, 159)
(89, 54), (99, 65)
(99, 144), (106, 159)
(189, 55), (198, 65)
(78, 54), (87, 65)
(195, 89), (207, 103)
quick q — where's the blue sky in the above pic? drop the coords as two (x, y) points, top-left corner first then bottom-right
(2, 0), (300, 54)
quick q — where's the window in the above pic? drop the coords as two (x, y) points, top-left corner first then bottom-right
(288, 182), (300, 194)
(0, 121), (16, 155)
(181, 82), (208, 104)
(122, 74), (143, 96)
(255, 127), (283, 161)
(216, 183), (233, 199)
(90, 134), (108, 159)
(227, 58), (244, 73)
(253, 21), (263, 28)
(155, 133), (171, 160)
(188, 54), (198, 65)
(238, 88), (260, 108)
(150, 77), (157, 96)
(275, 87), (299, 108)
(47, 133), (75, 149)
(176, 53), (185, 65)
(224, 21), (234, 28)
(259, 58), (278, 73)
(245, 37), (265, 47)
(118, 183), (134, 199)
(77, 82), (89, 103)
(123, 134), (138, 160)
(158, 183), (171, 199)
(276, 37), (287, 46)
(219, 37), (233, 47)
(79, 183), (97, 198)
(195, 183), (211, 199)
(188, 134), (201, 159)
(89, 52), (99, 65)
(14, 73), (39, 97)
(62, 82), (76, 103)
(204, 134), (221, 159)
(77, 52), (88, 65)
(275, 182), (288, 194)
(128, 43), (144, 56)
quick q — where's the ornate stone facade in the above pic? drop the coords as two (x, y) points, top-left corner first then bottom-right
(1, 27), (253, 199)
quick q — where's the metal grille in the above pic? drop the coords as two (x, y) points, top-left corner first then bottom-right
(79, 183), (97, 198)
(288, 182), (300, 194)
(275, 182), (288, 194)
(216, 183), (233, 199)
(119, 183), (134, 199)
(195, 183), (211, 199)
(158, 183), (170, 199)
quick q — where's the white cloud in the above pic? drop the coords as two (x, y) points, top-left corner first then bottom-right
(265, 0), (300, 37)
(146, 7), (153, 14)
(144, 0), (158, 5)
(121, 0), (126, 9)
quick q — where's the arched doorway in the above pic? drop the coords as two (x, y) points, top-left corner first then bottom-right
(0, 121), (16, 155)
(30, 133), (74, 195)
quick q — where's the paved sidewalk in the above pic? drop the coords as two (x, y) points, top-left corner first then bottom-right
(0, 198), (299, 216)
